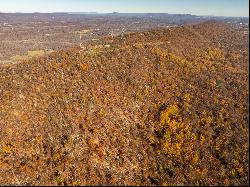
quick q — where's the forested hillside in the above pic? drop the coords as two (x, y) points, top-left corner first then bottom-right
(0, 21), (249, 185)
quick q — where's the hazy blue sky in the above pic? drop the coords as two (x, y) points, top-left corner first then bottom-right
(0, 0), (249, 17)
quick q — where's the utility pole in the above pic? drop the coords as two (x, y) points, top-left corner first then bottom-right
(79, 31), (83, 40)
(121, 28), (125, 39)
(79, 31), (85, 53)
(110, 30), (114, 39)
(121, 28), (126, 44)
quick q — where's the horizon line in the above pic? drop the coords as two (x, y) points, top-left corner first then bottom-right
(0, 11), (249, 18)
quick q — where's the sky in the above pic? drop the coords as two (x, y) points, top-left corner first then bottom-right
(0, 0), (249, 17)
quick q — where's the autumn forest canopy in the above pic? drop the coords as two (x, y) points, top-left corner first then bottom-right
(0, 20), (249, 185)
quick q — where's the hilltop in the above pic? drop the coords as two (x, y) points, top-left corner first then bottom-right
(0, 21), (249, 185)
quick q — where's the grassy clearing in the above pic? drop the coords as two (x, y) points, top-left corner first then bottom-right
(8, 50), (46, 63)
(10, 55), (29, 61)
(27, 50), (45, 57)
